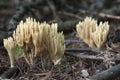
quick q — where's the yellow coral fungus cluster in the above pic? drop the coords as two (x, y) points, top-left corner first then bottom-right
(4, 17), (65, 66)
(76, 17), (109, 49)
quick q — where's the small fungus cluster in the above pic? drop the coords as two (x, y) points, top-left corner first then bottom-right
(4, 17), (65, 67)
(76, 17), (109, 49)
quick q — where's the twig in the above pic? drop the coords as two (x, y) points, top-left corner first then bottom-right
(59, 11), (83, 20)
(65, 52), (104, 61)
(90, 63), (120, 80)
(65, 48), (103, 54)
(33, 72), (51, 76)
(64, 40), (83, 43)
(41, 71), (52, 80)
(98, 13), (120, 20)
(46, 0), (61, 22)
(65, 50), (120, 61)
(64, 40), (83, 47)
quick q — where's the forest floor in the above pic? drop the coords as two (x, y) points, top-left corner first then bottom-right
(0, 0), (120, 80)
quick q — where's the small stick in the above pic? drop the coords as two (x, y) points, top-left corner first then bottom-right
(90, 63), (120, 80)
(59, 11), (83, 20)
(65, 51), (120, 61)
(64, 40), (83, 43)
(98, 13), (120, 20)
(46, 0), (61, 22)
(65, 52), (104, 61)
(65, 48), (103, 54)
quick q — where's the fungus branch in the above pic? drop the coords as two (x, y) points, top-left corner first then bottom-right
(3, 37), (16, 68)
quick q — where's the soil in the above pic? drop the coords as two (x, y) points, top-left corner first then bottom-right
(0, 0), (120, 80)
